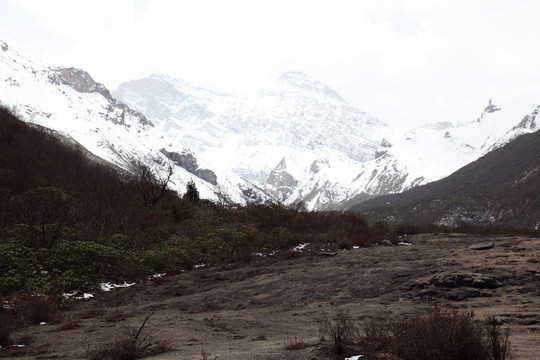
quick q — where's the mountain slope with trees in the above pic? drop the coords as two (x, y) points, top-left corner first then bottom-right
(350, 129), (540, 229)
(0, 106), (392, 297)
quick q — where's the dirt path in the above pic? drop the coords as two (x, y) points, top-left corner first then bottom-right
(6, 234), (540, 359)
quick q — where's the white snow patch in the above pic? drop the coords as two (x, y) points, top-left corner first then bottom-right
(292, 243), (309, 252)
(100, 282), (135, 291)
(254, 250), (278, 257)
(398, 242), (412, 246)
(63, 291), (94, 299)
(345, 355), (363, 360)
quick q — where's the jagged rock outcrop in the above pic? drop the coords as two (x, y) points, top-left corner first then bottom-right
(51, 67), (153, 128)
(160, 148), (218, 185)
(265, 158), (299, 201)
(515, 105), (539, 130)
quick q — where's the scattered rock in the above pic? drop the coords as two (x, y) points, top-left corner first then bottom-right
(429, 273), (499, 289)
(381, 240), (394, 246)
(469, 242), (494, 250)
(318, 252), (338, 257)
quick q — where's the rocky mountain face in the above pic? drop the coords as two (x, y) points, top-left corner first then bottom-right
(0, 40), (270, 204)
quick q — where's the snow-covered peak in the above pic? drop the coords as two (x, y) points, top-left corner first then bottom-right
(0, 40), (272, 205)
(278, 70), (344, 102)
(4, 40), (538, 211)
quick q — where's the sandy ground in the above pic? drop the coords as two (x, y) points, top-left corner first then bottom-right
(4, 233), (539, 359)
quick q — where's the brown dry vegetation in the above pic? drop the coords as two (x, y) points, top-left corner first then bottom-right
(3, 233), (538, 359)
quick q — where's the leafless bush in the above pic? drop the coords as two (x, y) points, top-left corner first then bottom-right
(484, 315), (511, 360)
(87, 313), (172, 360)
(200, 349), (218, 360)
(15, 295), (58, 325)
(284, 336), (311, 350)
(319, 310), (359, 353)
(58, 319), (80, 331)
(0, 310), (14, 346)
(362, 306), (512, 360)
(130, 156), (173, 207)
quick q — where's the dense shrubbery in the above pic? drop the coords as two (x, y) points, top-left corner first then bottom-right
(0, 106), (392, 296)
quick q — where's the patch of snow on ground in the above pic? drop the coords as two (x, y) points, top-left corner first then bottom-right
(100, 282), (136, 291)
(398, 241), (412, 246)
(63, 291), (94, 299)
(292, 243), (309, 252)
(254, 250), (278, 257)
(345, 355), (363, 360)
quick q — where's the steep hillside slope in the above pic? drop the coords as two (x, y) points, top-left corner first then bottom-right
(351, 129), (540, 229)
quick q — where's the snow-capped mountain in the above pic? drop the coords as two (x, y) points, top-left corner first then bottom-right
(114, 72), (390, 207)
(0, 40), (269, 204)
(351, 127), (540, 229)
(115, 72), (539, 210)
(2, 39), (538, 210)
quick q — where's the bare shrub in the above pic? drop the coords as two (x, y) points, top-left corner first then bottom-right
(58, 319), (80, 331)
(284, 336), (311, 350)
(0, 310), (14, 346)
(200, 349), (218, 360)
(484, 315), (511, 360)
(15, 295), (58, 325)
(130, 157), (173, 207)
(250, 335), (267, 341)
(362, 306), (512, 360)
(319, 311), (359, 353)
(87, 313), (172, 360)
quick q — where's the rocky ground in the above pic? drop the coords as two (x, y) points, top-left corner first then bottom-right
(3, 233), (539, 359)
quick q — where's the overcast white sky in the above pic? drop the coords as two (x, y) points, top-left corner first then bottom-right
(1, 0), (540, 127)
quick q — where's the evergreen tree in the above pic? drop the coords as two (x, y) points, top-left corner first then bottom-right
(183, 180), (200, 203)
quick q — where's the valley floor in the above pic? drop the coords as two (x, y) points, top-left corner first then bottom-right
(6, 234), (539, 359)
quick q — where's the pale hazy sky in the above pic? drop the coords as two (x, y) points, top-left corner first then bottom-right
(1, 0), (540, 127)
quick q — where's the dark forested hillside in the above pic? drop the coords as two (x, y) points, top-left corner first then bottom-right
(351, 129), (540, 229)
(0, 106), (391, 296)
